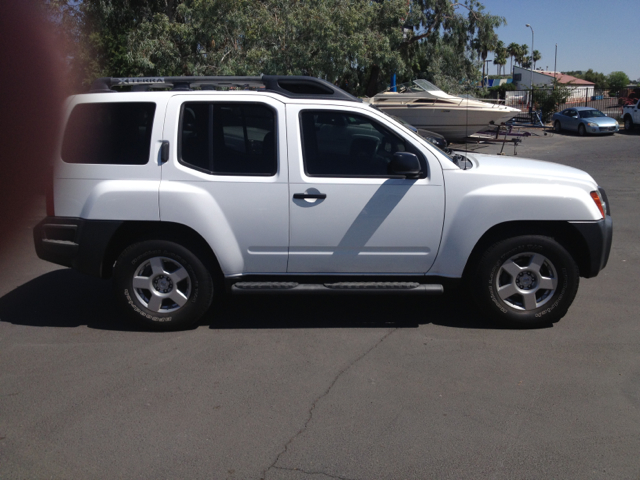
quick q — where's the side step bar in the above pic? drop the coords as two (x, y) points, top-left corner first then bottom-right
(231, 282), (443, 295)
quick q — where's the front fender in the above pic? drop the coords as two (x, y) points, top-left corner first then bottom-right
(429, 181), (602, 278)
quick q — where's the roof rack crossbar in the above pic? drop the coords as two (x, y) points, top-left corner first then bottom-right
(89, 75), (360, 102)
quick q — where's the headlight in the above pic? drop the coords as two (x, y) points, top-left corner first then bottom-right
(587, 122), (598, 128)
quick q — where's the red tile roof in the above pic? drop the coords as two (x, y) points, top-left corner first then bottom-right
(537, 71), (595, 85)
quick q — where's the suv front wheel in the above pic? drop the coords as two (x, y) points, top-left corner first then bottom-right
(113, 240), (214, 331)
(471, 235), (579, 328)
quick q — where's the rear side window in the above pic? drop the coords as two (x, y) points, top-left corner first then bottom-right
(61, 102), (156, 164)
(179, 102), (277, 176)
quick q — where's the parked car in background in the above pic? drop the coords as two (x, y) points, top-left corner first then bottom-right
(622, 98), (640, 131)
(552, 107), (619, 136)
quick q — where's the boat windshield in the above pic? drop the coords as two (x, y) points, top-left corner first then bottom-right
(412, 79), (443, 92)
(387, 79), (445, 94)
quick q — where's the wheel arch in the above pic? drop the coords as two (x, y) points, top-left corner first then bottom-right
(462, 220), (591, 280)
(102, 221), (222, 281)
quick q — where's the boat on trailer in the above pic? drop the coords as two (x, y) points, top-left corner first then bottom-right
(365, 79), (520, 141)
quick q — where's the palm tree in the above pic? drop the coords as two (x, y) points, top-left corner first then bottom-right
(519, 44), (529, 67)
(473, 15), (505, 87)
(507, 42), (519, 73)
(494, 55), (507, 76)
(493, 41), (507, 75)
(532, 50), (542, 70)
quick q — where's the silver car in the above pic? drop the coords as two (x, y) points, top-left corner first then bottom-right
(552, 107), (619, 136)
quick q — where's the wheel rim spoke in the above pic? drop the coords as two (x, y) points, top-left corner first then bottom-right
(501, 261), (522, 277)
(147, 294), (163, 312)
(149, 257), (165, 276)
(521, 291), (538, 310)
(498, 283), (519, 301)
(170, 267), (189, 283)
(169, 290), (188, 307)
(132, 276), (150, 289)
(538, 276), (557, 290)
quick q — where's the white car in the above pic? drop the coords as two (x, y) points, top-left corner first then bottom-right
(35, 76), (612, 330)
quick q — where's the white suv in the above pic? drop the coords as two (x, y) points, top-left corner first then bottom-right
(35, 75), (612, 330)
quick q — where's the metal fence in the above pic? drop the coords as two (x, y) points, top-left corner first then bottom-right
(501, 89), (624, 121)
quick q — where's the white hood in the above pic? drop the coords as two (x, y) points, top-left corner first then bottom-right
(462, 152), (597, 187)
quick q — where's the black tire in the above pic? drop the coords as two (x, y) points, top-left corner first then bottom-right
(470, 236), (579, 328)
(113, 240), (214, 331)
(624, 116), (634, 131)
(553, 120), (561, 133)
(578, 124), (586, 136)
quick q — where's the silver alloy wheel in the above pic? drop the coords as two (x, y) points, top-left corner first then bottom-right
(132, 256), (191, 313)
(495, 252), (558, 311)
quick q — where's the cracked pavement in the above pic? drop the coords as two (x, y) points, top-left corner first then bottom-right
(2, 131), (640, 479)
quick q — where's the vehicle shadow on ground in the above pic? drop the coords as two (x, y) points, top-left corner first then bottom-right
(0, 269), (520, 331)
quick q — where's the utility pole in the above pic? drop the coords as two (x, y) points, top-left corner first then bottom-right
(526, 24), (534, 113)
(554, 44), (558, 90)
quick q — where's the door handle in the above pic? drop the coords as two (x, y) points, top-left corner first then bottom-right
(160, 140), (170, 164)
(293, 193), (327, 200)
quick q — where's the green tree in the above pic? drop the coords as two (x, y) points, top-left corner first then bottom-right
(532, 81), (572, 122)
(45, 0), (505, 97)
(518, 43), (528, 66)
(532, 49), (541, 70)
(506, 42), (519, 73)
(492, 41), (507, 75)
(581, 69), (608, 89)
(607, 71), (630, 95)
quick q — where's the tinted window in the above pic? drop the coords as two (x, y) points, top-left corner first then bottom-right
(62, 103), (156, 164)
(180, 102), (276, 176)
(300, 111), (425, 177)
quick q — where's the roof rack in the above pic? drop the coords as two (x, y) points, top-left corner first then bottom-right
(89, 75), (360, 102)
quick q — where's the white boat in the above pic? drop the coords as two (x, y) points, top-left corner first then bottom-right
(366, 79), (520, 141)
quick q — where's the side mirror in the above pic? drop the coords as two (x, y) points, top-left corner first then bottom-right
(390, 152), (421, 178)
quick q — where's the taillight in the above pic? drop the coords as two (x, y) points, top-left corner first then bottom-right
(46, 166), (55, 216)
(590, 191), (605, 218)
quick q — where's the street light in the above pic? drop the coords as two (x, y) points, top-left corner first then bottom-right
(526, 24), (534, 113)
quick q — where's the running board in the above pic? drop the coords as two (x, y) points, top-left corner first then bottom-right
(231, 282), (443, 295)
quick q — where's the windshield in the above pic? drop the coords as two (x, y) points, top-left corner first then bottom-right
(579, 109), (606, 118)
(387, 79), (445, 94)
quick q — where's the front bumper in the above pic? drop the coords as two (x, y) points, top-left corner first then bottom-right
(569, 215), (613, 278)
(587, 124), (619, 134)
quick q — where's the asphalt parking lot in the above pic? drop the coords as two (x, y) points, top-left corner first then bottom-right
(1, 128), (638, 479)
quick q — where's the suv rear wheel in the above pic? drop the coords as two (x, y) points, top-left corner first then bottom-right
(471, 235), (579, 328)
(113, 240), (214, 331)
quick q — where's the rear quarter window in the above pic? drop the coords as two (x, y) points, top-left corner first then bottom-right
(61, 102), (156, 165)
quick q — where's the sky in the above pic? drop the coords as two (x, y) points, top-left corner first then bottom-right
(477, 0), (639, 81)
